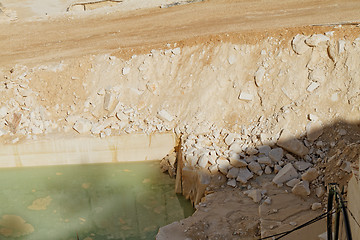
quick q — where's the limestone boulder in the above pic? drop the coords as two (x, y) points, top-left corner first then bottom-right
(306, 121), (323, 142)
(291, 34), (311, 54)
(305, 34), (330, 47)
(248, 161), (263, 175)
(277, 130), (309, 157)
(236, 167), (253, 184)
(258, 145), (271, 156)
(254, 66), (266, 87)
(286, 178), (300, 188)
(258, 156), (272, 166)
(227, 179), (237, 187)
(272, 163), (298, 185)
(292, 181), (310, 197)
(294, 161), (312, 171)
(301, 168), (318, 182)
(269, 148), (283, 162)
(217, 157), (231, 174)
(245, 189), (262, 203)
(227, 167), (239, 179)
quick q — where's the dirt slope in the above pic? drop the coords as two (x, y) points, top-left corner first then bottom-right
(1, 0), (360, 66)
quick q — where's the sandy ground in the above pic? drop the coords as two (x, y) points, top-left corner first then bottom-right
(1, 0), (360, 67)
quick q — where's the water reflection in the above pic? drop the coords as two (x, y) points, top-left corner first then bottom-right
(0, 161), (193, 240)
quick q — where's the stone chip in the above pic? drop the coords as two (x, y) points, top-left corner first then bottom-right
(292, 181), (310, 197)
(272, 163), (298, 185)
(277, 130), (309, 157)
(301, 168), (318, 182)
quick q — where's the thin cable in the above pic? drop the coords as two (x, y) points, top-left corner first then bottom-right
(258, 209), (335, 240)
(347, 206), (360, 229)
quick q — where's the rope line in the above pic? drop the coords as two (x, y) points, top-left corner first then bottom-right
(258, 209), (335, 240)
(347, 207), (360, 229)
(258, 183), (357, 240)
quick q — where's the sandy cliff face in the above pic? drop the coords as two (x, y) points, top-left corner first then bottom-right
(0, 27), (359, 144)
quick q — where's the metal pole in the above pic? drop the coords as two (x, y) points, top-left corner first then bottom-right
(335, 187), (352, 240)
(328, 184), (335, 240)
(334, 194), (340, 240)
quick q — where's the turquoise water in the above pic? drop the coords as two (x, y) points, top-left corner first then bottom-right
(0, 161), (193, 240)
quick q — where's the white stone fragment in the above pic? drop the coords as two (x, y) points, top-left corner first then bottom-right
(331, 93), (339, 102)
(227, 167), (240, 179)
(305, 34), (330, 47)
(103, 90), (113, 111)
(236, 167), (253, 184)
(31, 126), (43, 134)
(292, 181), (310, 197)
(294, 161), (312, 171)
(307, 82), (320, 92)
(308, 69), (325, 83)
(227, 179), (237, 187)
(341, 161), (352, 173)
(264, 197), (272, 205)
(258, 145), (271, 156)
(306, 121), (323, 142)
(186, 155), (198, 166)
(291, 34), (311, 54)
(254, 66), (266, 87)
(264, 166), (272, 174)
(286, 178), (300, 187)
(116, 112), (128, 122)
(209, 164), (219, 174)
(238, 92), (253, 101)
(103, 128), (111, 136)
(246, 147), (258, 155)
(269, 148), (283, 162)
(277, 129), (309, 157)
(245, 189), (262, 203)
(217, 157), (230, 174)
(248, 161), (263, 176)
(311, 202), (322, 210)
(258, 156), (272, 166)
(338, 40), (346, 54)
(198, 154), (209, 168)
(0, 106), (8, 119)
(225, 133), (236, 146)
(122, 67), (130, 75)
(229, 142), (243, 154)
(229, 153), (247, 168)
(171, 48), (181, 55)
(315, 186), (325, 198)
(73, 119), (92, 134)
(228, 55), (236, 65)
(274, 165), (282, 174)
(301, 168), (318, 182)
(318, 232), (327, 240)
(157, 110), (174, 122)
(338, 129), (347, 136)
(272, 163), (298, 185)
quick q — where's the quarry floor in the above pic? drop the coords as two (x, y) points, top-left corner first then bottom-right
(1, 0), (360, 67)
(1, 0), (360, 240)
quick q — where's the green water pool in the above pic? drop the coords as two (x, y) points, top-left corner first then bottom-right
(0, 161), (194, 240)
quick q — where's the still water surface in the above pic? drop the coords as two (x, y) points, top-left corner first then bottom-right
(0, 161), (193, 240)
